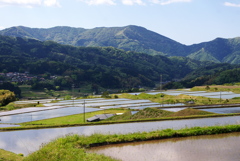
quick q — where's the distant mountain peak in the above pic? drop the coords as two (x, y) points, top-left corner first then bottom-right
(1, 25), (240, 64)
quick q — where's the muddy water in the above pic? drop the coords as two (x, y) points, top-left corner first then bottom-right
(89, 132), (240, 161)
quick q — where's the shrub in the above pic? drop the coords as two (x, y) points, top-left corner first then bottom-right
(0, 90), (16, 106)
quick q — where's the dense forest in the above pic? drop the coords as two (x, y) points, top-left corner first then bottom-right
(163, 63), (240, 89)
(0, 35), (211, 93)
(1, 34), (240, 97)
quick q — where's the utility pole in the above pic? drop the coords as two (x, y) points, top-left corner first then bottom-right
(72, 84), (74, 105)
(83, 100), (85, 123)
(160, 74), (162, 91)
(160, 74), (164, 107)
(220, 91), (222, 103)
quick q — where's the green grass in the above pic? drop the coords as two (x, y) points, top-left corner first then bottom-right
(0, 102), (44, 111)
(3, 124), (240, 160)
(21, 109), (129, 126)
(21, 108), (214, 126)
(130, 108), (174, 119)
(105, 107), (215, 121)
(19, 85), (49, 99)
(0, 107), (238, 131)
(118, 92), (235, 105)
(22, 124), (240, 161)
(0, 107), (235, 131)
(169, 108), (214, 117)
(0, 149), (23, 161)
(191, 85), (240, 93)
(23, 135), (118, 161)
(105, 110), (132, 121)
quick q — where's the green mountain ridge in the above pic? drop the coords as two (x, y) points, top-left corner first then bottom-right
(2, 25), (240, 64)
(163, 63), (240, 89)
(0, 25), (188, 56)
(187, 48), (221, 63)
(0, 35), (211, 89)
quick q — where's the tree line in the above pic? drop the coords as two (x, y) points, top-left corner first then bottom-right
(0, 35), (210, 92)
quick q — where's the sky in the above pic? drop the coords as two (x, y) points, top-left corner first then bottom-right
(0, 0), (240, 45)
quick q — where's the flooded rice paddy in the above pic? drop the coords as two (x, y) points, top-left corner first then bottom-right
(0, 124), (19, 127)
(131, 90), (240, 99)
(202, 107), (240, 114)
(162, 106), (240, 113)
(1, 116), (240, 155)
(89, 132), (240, 161)
(1, 90), (240, 157)
(0, 90), (240, 124)
(0, 106), (101, 123)
(0, 97), (182, 123)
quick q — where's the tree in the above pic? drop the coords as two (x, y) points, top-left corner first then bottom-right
(0, 90), (16, 106)
(0, 82), (21, 98)
(101, 91), (111, 98)
(205, 86), (210, 90)
(91, 84), (99, 94)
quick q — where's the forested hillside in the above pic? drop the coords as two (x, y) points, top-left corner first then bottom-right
(187, 37), (240, 64)
(1, 25), (240, 64)
(0, 25), (186, 56)
(0, 35), (209, 90)
(164, 63), (240, 89)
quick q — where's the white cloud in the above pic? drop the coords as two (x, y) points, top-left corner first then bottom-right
(78, 0), (192, 5)
(150, 0), (192, 5)
(0, 0), (41, 7)
(43, 0), (61, 7)
(121, 0), (145, 5)
(0, 26), (5, 30)
(0, 0), (61, 7)
(79, 0), (116, 5)
(224, 2), (240, 7)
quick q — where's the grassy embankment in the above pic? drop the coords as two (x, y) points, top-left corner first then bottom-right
(5, 107), (237, 131)
(118, 89), (240, 105)
(191, 84), (240, 93)
(0, 102), (44, 111)
(20, 109), (129, 126)
(2, 85), (240, 130)
(105, 107), (215, 121)
(2, 86), (240, 160)
(0, 149), (23, 161)
(3, 124), (240, 161)
(21, 124), (240, 161)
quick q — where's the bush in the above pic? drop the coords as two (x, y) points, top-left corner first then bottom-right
(101, 91), (111, 98)
(0, 90), (16, 106)
(64, 95), (71, 100)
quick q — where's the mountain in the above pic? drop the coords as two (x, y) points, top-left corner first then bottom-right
(0, 35), (210, 89)
(163, 63), (240, 89)
(0, 25), (187, 56)
(187, 48), (220, 63)
(186, 37), (240, 63)
(1, 25), (240, 64)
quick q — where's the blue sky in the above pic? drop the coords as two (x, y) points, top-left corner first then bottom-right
(0, 0), (240, 45)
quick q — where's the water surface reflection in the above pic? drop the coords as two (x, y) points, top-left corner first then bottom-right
(0, 107), (101, 123)
(0, 124), (19, 127)
(1, 116), (240, 155)
(90, 132), (240, 161)
(202, 107), (240, 114)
